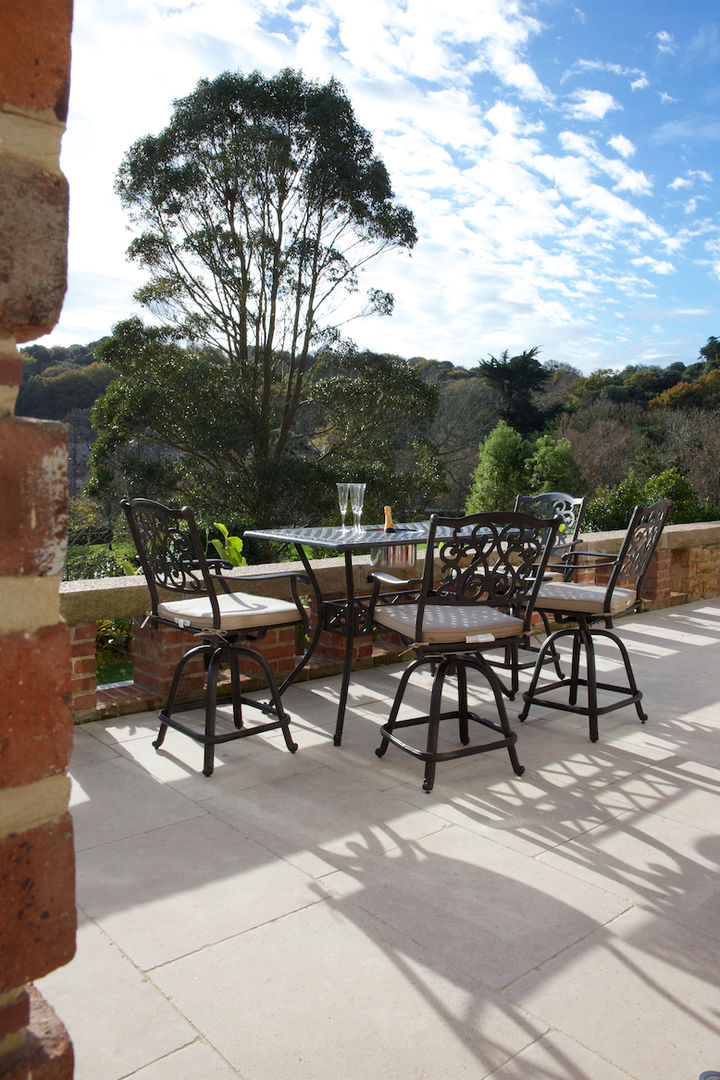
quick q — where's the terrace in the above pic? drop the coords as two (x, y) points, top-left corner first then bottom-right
(38, 545), (720, 1078)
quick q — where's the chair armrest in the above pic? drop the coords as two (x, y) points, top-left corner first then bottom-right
(366, 572), (422, 624)
(367, 571), (421, 587)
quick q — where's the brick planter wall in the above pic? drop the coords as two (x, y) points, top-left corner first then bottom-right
(0, 2), (76, 1076)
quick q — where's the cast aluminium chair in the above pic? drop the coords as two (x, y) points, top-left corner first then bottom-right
(491, 491), (589, 691)
(513, 492), (588, 580)
(518, 499), (673, 742)
(366, 511), (560, 793)
(123, 498), (308, 776)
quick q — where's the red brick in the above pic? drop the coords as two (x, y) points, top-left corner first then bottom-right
(0, 160), (68, 343)
(0, 352), (21, 389)
(0, 989), (29, 1040)
(0, 816), (76, 993)
(0, 419), (67, 575)
(0, 986), (73, 1080)
(0, 0), (72, 119)
(70, 657), (95, 676)
(68, 623), (96, 644)
(0, 624), (71, 788)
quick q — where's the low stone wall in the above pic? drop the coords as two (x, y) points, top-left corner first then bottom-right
(59, 520), (720, 723)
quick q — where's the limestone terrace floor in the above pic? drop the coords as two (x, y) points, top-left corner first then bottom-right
(39, 598), (720, 1079)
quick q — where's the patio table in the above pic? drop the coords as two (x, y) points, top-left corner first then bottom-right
(243, 521), (433, 745)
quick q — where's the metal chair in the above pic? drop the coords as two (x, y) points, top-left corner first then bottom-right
(518, 499), (673, 742)
(123, 498), (308, 776)
(513, 492), (588, 581)
(367, 511), (560, 793)
(497, 491), (589, 687)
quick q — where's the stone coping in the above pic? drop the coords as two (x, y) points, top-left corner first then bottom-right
(58, 520), (720, 626)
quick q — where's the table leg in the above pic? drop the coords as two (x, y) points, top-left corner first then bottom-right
(277, 544), (323, 694)
(333, 550), (356, 746)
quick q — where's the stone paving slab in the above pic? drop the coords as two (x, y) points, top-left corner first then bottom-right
(37, 598), (720, 1079)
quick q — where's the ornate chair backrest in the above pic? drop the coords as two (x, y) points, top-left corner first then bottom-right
(415, 511), (561, 642)
(605, 499), (673, 608)
(122, 498), (221, 626)
(514, 492), (588, 581)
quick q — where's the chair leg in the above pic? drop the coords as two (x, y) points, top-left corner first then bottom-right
(594, 627), (648, 724)
(375, 656), (425, 759)
(423, 657), (450, 793)
(229, 646), (244, 729)
(540, 611), (564, 679)
(154, 641), (210, 751)
(235, 646), (298, 754)
(202, 647), (223, 776)
(476, 658), (524, 777)
(580, 627), (599, 743)
(518, 627), (575, 721)
(569, 632), (582, 706)
(456, 660), (470, 745)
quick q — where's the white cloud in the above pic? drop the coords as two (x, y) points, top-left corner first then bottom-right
(656, 30), (677, 55)
(659, 91), (677, 105)
(608, 134), (636, 159)
(631, 76), (649, 91)
(566, 89), (621, 121)
(631, 256), (676, 275)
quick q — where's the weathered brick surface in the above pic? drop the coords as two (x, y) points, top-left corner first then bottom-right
(0, 989), (29, 1040)
(0, 352), (21, 388)
(0, 624), (71, 788)
(0, 986), (73, 1080)
(0, 815), (76, 993)
(0, 418), (67, 575)
(0, 159), (68, 342)
(131, 618), (204, 697)
(0, 0), (72, 119)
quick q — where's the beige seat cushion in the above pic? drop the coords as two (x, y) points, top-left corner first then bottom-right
(536, 582), (636, 616)
(157, 591), (302, 631)
(374, 603), (524, 644)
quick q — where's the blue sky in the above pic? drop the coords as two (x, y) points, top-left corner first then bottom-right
(48, 0), (719, 374)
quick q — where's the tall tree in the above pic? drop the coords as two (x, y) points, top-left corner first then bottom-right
(475, 347), (551, 434)
(116, 68), (416, 471)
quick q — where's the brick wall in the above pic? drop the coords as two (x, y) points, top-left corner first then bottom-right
(0, 2), (75, 1077)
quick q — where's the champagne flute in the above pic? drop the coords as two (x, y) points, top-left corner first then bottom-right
(350, 482), (366, 530)
(336, 483), (350, 528)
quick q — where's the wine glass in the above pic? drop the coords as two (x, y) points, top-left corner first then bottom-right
(336, 483), (350, 528)
(350, 482), (366, 530)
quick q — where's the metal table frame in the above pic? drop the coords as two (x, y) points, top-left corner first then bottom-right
(243, 522), (430, 745)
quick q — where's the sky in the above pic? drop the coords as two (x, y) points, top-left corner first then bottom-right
(47, 0), (720, 374)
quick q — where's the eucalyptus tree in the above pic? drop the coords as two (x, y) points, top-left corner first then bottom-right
(115, 68), (417, 475)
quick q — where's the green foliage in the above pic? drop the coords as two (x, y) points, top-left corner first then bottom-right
(211, 522), (247, 566)
(584, 475), (645, 532)
(62, 545), (132, 582)
(96, 618), (133, 666)
(16, 361), (116, 420)
(585, 468), (718, 531)
(466, 421), (528, 512)
(116, 68), (416, 471)
(466, 422), (585, 514)
(526, 434), (586, 494)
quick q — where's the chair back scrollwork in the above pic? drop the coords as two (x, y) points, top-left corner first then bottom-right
(609, 499), (673, 605)
(416, 512), (561, 642)
(122, 498), (221, 625)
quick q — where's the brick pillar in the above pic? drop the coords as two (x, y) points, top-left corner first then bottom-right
(0, 1), (76, 1075)
(131, 617), (205, 700)
(68, 623), (97, 718)
(642, 548), (672, 604)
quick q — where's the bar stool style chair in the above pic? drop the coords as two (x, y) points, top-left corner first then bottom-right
(518, 499), (673, 742)
(123, 498), (308, 776)
(489, 491), (589, 691)
(513, 492), (588, 580)
(367, 511), (560, 793)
